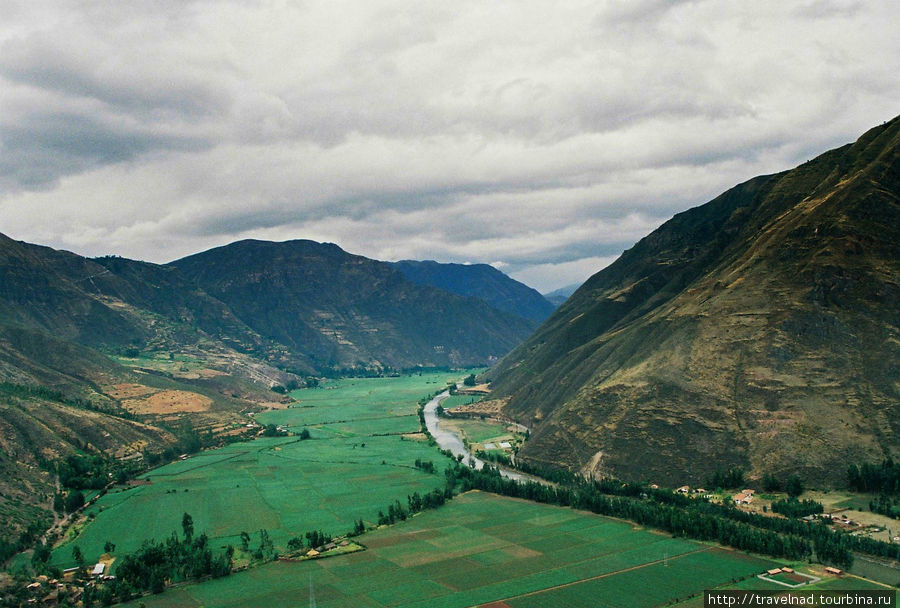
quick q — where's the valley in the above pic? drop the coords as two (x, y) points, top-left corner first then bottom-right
(8, 372), (895, 607)
(2, 116), (900, 606)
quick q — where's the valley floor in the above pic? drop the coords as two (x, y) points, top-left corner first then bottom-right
(127, 491), (888, 608)
(18, 372), (895, 607)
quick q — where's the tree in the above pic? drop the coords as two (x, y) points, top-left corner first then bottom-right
(72, 545), (85, 567)
(287, 537), (304, 551)
(65, 489), (85, 513)
(786, 475), (804, 499)
(299, 428), (311, 440)
(182, 512), (194, 542)
(240, 531), (250, 551)
(762, 472), (782, 492)
(463, 374), (476, 386)
(104, 540), (116, 553)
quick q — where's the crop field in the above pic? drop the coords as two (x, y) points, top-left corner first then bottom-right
(446, 418), (517, 445)
(441, 394), (483, 410)
(50, 372), (466, 569)
(130, 492), (784, 608)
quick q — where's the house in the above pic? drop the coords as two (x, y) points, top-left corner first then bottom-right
(824, 567), (842, 575)
(733, 493), (753, 505)
(742, 489), (756, 496)
(91, 563), (106, 577)
(675, 486), (690, 494)
(782, 568), (794, 573)
(767, 568), (782, 576)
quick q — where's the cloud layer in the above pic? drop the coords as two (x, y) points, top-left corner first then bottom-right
(1, 0), (897, 291)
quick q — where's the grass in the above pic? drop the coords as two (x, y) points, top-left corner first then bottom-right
(441, 395), (483, 410)
(128, 492), (785, 608)
(49, 372), (471, 569)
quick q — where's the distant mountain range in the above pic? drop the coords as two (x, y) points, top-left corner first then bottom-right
(171, 239), (539, 372)
(391, 260), (555, 322)
(543, 283), (581, 307)
(488, 116), (900, 486)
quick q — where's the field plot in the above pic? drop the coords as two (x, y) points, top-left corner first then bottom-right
(260, 375), (454, 432)
(130, 492), (782, 608)
(50, 372), (464, 569)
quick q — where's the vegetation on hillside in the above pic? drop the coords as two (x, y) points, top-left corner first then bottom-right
(488, 116), (900, 486)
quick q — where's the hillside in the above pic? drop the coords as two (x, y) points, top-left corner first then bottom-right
(391, 260), (555, 323)
(172, 240), (537, 372)
(488, 116), (900, 486)
(0, 238), (301, 554)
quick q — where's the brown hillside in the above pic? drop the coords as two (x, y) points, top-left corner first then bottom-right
(488, 116), (900, 487)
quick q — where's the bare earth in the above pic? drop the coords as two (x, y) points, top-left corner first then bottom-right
(121, 390), (213, 415)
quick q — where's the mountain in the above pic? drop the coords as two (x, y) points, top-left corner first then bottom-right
(487, 116), (900, 487)
(391, 260), (555, 323)
(172, 240), (537, 371)
(543, 283), (581, 307)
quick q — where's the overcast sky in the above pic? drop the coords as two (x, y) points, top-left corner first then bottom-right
(0, 1), (897, 292)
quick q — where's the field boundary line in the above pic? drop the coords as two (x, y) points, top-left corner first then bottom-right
(146, 450), (250, 477)
(475, 545), (711, 606)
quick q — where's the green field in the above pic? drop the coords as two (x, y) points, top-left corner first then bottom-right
(441, 394), (483, 410)
(450, 418), (516, 445)
(129, 492), (782, 608)
(50, 372), (467, 569)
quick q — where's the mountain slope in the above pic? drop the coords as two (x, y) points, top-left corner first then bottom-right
(172, 240), (536, 371)
(488, 116), (900, 486)
(391, 260), (555, 323)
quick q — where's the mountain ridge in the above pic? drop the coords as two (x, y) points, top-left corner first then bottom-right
(391, 259), (555, 323)
(487, 116), (900, 486)
(171, 239), (536, 371)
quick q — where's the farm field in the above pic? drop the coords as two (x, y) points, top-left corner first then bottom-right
(49, 372), (466, 569)
(129, 491), (787, 608)
(441, 394), (483, 410)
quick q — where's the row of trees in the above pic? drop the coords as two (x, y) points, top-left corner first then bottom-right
(869, 494), (900, 519)
(770, 498), (824, 518)
(848, 459), (900, 494)
(438, 461), (900, 570)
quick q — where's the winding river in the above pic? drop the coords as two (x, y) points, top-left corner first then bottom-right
(422, 390), (535, 483)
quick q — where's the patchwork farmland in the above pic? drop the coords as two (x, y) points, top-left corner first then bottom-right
(47, 373), (893, 606)
(130, 492), (784, 608)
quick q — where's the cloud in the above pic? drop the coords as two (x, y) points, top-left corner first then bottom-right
(0, 0), (898, 292)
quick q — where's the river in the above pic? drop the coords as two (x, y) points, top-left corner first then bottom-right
(423, 390), (536, 483)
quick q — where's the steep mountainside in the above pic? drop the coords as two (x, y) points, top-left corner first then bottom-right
(0, 235), (292, 395)
(391, 260), (555, 323)
(172, 240), (536, 371)
(488, 117), (900, 486)
(0, 385), (176, 551)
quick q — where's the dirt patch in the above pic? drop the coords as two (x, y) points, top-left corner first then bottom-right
(451, 398), (510, 417)
(172, 368), (229, 380)
(122, 390), (213, 414)
(106, 383), (157, 399)
(255, 400), (292, 410)
(401, 432), (429, 441)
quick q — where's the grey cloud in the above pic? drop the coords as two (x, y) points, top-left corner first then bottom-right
(0, 0), (897, 293)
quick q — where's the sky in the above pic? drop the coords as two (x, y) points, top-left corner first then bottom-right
(0, 1), (897, 293)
